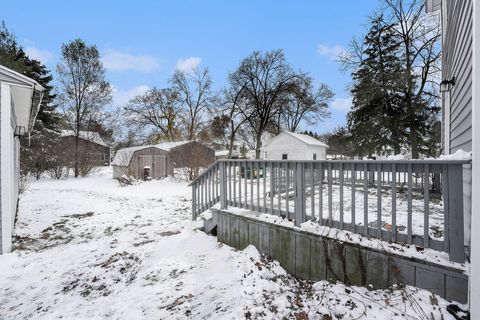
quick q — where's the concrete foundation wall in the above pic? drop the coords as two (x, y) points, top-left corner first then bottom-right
(216, 210), (469, 303)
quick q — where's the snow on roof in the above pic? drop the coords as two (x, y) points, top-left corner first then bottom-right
(60, 130), (111, 147)
(112, 145), (157, 166)
(265, 131), (329, 148)
(215, 150), (230, 156)
(154, 140), (191, 151)
(112, 141), (193, 167)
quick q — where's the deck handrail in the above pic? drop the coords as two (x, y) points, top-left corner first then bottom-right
(188, 161), (220, 186)
(190, 159), (471, 263)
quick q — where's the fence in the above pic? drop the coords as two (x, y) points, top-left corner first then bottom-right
(189, 159), (470, 263)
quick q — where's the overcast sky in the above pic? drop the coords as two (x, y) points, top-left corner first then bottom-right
(4, 0), (380, 134)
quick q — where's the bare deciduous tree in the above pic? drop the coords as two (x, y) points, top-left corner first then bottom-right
(170, 67), (214, 141)
(229, 49), (305, 158)
(221, 83), (251, 158)
(124, 88), (181, 142)
(384, 0), (441, 158)
(56, 39), (112, 177)
(282, 78), (333, 132)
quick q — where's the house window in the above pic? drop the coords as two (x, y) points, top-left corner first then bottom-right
(313, 153), (317, 160)
(282, 154), (288, 160)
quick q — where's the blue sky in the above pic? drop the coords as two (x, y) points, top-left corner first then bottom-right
(3, 0), (380, 134)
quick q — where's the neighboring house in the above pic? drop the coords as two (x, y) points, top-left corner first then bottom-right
(428, 0), (479, 315)
(60, 130), (112, 166)
(0, 65), (43, 254)
(261, 131), (329, 160)
(112, 141), (215, 179)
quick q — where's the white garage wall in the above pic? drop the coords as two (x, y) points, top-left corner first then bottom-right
(261, 133), (327, 160)
(262, 133), (307, 160)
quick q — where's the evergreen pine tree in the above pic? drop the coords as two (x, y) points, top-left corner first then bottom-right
(347, 15), (405, 156)
(0, 21), (61, 178)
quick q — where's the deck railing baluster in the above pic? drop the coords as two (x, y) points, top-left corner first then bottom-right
(351, 163), (356, 233)
(363, 163), (368, 236)
(286, 162), (290, 219)
(238, 163), (242, 208)
(328, 162), (333, 226)
(319, 162), (323, 225)
(270, 162), (274, 213)
(294, 162), (305, 226)
(263, 162), (267, 213)
(377, 163), (382, 238)
(256, 162), (260, 210)
(277, 163), (282, 216)
(424, 164), (430, 248)
(311, 162), (315, 220)
(250, 162), (254, 209)
(244, 161), (248, 208)
(407, 163), (413, 244)
(340, 163), (344, 228)
(443, 164), (449, 253)
(392, 164), (397, 242)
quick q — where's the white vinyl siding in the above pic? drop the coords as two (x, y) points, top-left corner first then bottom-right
(261, 133), (327, 160)
(1, 84), (17, 254)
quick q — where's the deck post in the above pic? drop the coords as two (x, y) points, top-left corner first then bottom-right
(447, 164), (465, 263)
(219, 162), (227, 209)
(192, 184), (197, 220)
(294, 162), (306, 227)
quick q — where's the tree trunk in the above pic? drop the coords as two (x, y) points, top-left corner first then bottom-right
(410, 125), (419, 158)
(227, 120), (236, 159)
(74, 134), (79, 178)
(255, 130), (263, 159)
(394, 144), (400, 155)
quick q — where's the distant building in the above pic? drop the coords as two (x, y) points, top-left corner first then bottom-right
(0, 64), (43, 254)
(112, 141), (215, 179)
(60, 130), (112, 166)
(261, 131), (329, 160)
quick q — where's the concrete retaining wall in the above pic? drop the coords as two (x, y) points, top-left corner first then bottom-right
(216, 210), (468, 303)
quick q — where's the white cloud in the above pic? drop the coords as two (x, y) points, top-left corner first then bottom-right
(103, 50), (160, 73)
(175, 57), (201, 73)
(316, 44), (346, 61)
(25, 47), (54, 64)
(112, 85), (150, 107)
(331, 97), (352, 112)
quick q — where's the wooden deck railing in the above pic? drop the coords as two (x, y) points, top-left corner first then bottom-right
(189, 159), (470, 263)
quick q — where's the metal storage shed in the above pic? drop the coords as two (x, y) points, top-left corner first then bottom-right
(112, 146), (172, 179)
(112, 141), (215, 179)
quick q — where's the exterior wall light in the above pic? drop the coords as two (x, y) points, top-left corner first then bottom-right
(14, 126), (26, 137)
(440, 76), (456, 93)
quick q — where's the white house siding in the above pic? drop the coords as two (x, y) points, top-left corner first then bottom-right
(305, 147), (326, 160)
(1, 83), (17, 254)
(261, 133), (327, 160)
(262, 133), (307, 160)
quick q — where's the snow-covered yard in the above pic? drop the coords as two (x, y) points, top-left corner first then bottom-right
(0, 168), (461, 319)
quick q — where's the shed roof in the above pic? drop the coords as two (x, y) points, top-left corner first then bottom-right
(155, 140), (192, 151)
(60, 130), (111, 147)
(112, 145), (158, 166)
(264, 131), (329, 148)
